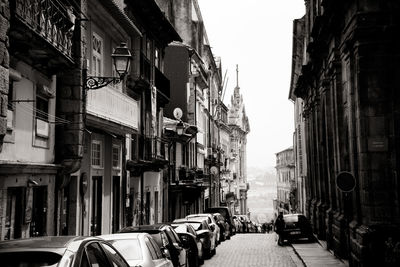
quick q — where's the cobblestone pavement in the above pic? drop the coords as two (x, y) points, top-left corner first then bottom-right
(202, 233), (302, 267)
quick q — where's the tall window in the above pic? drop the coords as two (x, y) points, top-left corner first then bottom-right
(36, 96), (49, 122)
(91, 140), (102, 167)
(7, 82), (14, 130)
(92, 33), (103, 76)
(112, 145), (120, 168)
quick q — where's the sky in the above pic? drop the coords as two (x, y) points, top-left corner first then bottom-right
(197, 0), (305, 169)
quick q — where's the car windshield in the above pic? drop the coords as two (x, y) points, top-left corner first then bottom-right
(188, 215), (208, 221)
(108, 239), (143, 260)
(284, 215), (299, 223)
(0, 251), (62, 267)
(174, 224), (187, 233)
(187, 222), (202, 230)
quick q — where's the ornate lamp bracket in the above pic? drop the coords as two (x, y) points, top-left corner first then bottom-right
(86, 76), (122, 90)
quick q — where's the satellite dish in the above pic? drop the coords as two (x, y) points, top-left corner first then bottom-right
(173, 108), (183, 120)
(210, 166), (218, 175)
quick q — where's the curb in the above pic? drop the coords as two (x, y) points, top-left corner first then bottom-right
(288, 244), (307, 267)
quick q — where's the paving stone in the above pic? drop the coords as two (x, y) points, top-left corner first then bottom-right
(202, 233), (300, 267)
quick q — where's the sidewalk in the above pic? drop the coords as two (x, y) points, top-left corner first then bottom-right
(290, 240), (348, 267)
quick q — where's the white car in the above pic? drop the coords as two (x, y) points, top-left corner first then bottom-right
(186, 213), (220, 249)
(99, 232), (174, 267)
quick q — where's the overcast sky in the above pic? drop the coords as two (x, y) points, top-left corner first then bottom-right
(198, 0), (305, 169)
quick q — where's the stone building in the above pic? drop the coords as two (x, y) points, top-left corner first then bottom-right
(289, 17), (307, 215)
(0, 0), (82, 240)
(274, 147), (295, 215)
(0, 0), (180, 239)
(227, 66), (250, 215)
(157, 0), (223, 218)
(290, 0), (400, 265)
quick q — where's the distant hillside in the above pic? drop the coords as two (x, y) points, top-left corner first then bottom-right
(246, 166), (277, 223)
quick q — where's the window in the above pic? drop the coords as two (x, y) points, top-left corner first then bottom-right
(92, 33), (103, 76)
(101, 242), (128, 267)
(7, 81), (14, 130)
(145, 237), (157, 260)
(155, 47), (160, 69)
(146, 39), (151, 59)
(149, 237), (163, 259)
(85, 242), (109, 267)
(36, 96), (49, 122)
(91, 140), (102, 167)
(112, 145), (120, 168)
(35, 96), (50, 138)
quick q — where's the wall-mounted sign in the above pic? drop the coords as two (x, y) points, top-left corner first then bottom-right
(336, 171), (356, 192)
(368, 137), (388, 152)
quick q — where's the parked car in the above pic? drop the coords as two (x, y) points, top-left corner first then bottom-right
(100, 232), (174, 267)
(204, 206), (235, 238)
(232, 216), (243, 233)
(0, 236), (130, 267)
(173, 218), (214, 259)
(171, 223), (202, 267)
(235, 215), (250, 233)
(119, 224), (188, 267)
(212, 213), (229, 241)
(186, 213), (220, 246)
(282, 214), (314, 242)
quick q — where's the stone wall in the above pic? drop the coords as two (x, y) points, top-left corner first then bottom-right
(0, 0), (9, 152)
(293, 0), (400, 266)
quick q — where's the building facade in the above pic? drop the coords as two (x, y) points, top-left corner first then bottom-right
(158, 0), (224, 219)
(290, 0), (400, 266)
(0, 0), (180, 240)
(274, 147), (295, 215)
(289, 17), (307, 215)
(227, 67), (250, 216)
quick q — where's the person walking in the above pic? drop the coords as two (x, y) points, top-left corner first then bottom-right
(274, 212), (285, 246)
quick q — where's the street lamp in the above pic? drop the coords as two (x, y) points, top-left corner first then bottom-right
(176, 121), (184, 135)
(85, 42), (132, 90)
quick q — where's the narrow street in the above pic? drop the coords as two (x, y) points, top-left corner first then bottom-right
(202, 233), (303, 267)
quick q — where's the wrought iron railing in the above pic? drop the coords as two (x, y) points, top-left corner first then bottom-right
(14, 0), (75, 60)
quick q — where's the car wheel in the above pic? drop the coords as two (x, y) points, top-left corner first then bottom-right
(211, 248), (216, 256)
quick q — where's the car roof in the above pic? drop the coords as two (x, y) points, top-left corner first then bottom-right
(0, 236), (99, 253)
(283, 213), (304, 217)
(119, 224), (170, 233)
(99, 232), (148, 240)
(187, 213), (211, 217)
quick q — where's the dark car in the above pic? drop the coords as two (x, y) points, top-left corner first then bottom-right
(212, 213), (229, 241)
(204, 207), (234, 238)
(0, 236), (129, 267)
(173, 218), (214, 259)
(172, 223), (203, 267)
(119, 224), (187, 267)
(282, 214), (314, 242)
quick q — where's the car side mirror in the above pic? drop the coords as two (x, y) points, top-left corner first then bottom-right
(162, 248), (171, 259)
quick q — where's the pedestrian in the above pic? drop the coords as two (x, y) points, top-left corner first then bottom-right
(274, 212), (285, 246)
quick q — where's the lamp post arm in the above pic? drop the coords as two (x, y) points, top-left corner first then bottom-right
(85, 76), (123, 90)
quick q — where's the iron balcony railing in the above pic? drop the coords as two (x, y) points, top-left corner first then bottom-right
(14, 0), (75, 61)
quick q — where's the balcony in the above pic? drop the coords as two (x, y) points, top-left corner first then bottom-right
(155, 67), (170, 105)
(10, 0), (75, 73)
(86, 85), (139, 130)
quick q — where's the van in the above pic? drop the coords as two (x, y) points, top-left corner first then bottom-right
(204, 206), (235, 238)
